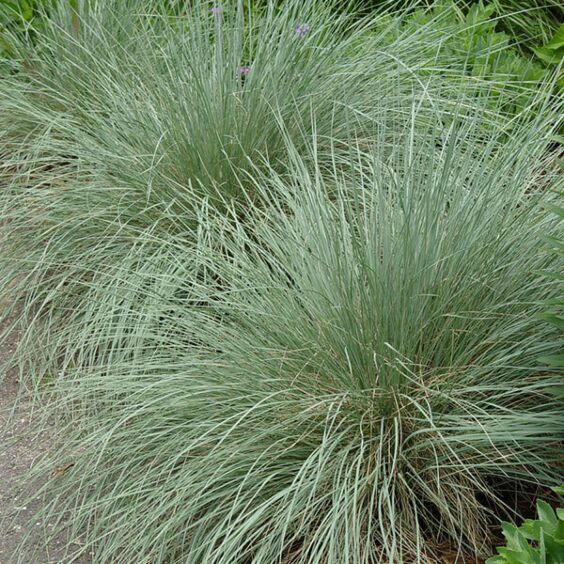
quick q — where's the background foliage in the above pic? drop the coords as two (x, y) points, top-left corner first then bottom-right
(487, 486), (564, 564)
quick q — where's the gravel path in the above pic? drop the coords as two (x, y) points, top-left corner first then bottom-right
(0, 312), (88, 564)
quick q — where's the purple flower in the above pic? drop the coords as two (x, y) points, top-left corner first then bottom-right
(238, 65), (251, 77)
(295, 23), (310, 38)
(211, 6), (222, 16)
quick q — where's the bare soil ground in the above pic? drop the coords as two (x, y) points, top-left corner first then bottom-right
(0, 311), (88, 564)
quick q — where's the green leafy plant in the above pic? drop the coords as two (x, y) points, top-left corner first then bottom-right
(470, 1), (562, 50)
(0, 0), (42, 24)
(356, 1), (563, 51)
(487, 487), (564, 564)
(1, 0), (38, 60)
(534, 24), (564, 89)
(0, 0), (61, 57)
(354, 1), (549, 121)
(414, 2), (545, 82)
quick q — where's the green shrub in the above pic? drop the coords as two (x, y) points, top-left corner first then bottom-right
(534, 24), (564, 90)
(0, 0), (47, 64)
(468, 1), (563, 49)
(353, 1), (554, 122)
(354, 1), (563, 50)
(487, 486), (564, 564)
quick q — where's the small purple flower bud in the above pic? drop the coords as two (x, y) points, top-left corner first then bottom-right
(295, 23), (310, 38)
(238, 66), (251, 76)
(211, 6), (222, 16)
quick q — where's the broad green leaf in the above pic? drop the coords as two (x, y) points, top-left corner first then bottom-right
(553, 485), (564, 496)
(554, 520), (564, 542)
(502, 522), (530, 552)
(543, 533), (564, 562)
(485, 557), (506, 564)
(521, 519), (542, 541)
(20, 0), (33, 21)
(534, 47), (562, 65)
(497, 546), (540, 564)
(544, 25), (564, 51)
(537, 500), (558, 529)
(538, 529), (546, 564)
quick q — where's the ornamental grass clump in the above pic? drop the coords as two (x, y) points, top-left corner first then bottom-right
(0, 0), (531, 388)
(14, 102), (564, 563)
(1, 1), (563, 563)
(0, 0), (452, 208)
